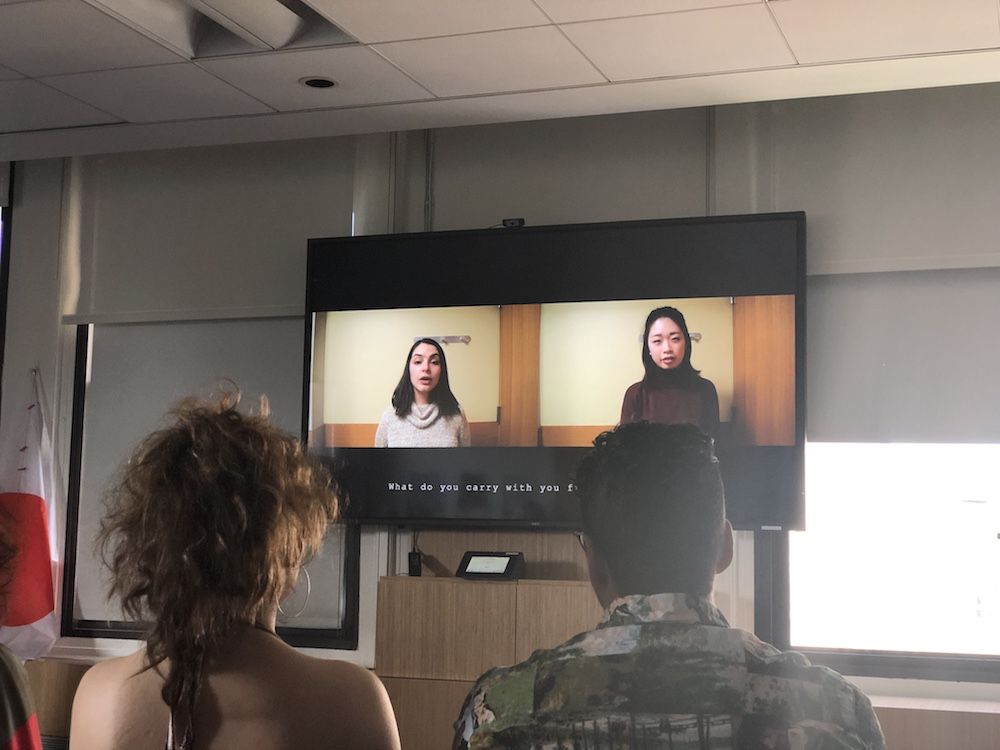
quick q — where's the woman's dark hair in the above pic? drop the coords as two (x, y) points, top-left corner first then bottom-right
(0, 508), (16, 623)
(97, 392), (339, 747)
(641, 306), (699, 379)
(391, 338), (460, 418)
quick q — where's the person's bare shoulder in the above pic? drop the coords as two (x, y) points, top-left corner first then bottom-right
(300, 658), (400, 750)
(72, 650), (169, 750)
(70, 651), (146, 750)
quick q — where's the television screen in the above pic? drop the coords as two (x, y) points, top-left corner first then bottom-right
(304, 213), (805, 530)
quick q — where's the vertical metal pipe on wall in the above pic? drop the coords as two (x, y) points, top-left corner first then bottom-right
(423, 129), (435, 232)
(351, 133), (396, 238)
(0, 162), (13, 421)
(351, 130), (436, 572)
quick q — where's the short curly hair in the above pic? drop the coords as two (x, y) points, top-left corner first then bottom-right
(575, 422), (725, 597)
(97, 392), (339, 728)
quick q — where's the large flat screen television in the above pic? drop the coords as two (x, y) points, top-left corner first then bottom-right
(304, 213), (805, 530)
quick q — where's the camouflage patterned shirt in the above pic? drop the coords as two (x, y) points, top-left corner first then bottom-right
(454, 592), (885, 750)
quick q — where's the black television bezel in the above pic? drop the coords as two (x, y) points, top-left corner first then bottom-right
(303, 212), (806, 531)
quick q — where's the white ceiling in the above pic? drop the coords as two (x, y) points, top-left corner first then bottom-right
(2, 0), (1000, 160)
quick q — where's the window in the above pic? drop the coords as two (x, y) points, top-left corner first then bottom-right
(786, 267), (1000, 681)
(63, 322), (359, 648)
(793, 442), (1000, 658)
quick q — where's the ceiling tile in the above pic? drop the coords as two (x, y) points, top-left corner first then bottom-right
(41, 64), (273, 123)
(0, 0), (182, 77)
(0, 65), (23, 81)
(199, 45), (433, 111)
(373, 27), (605, 97)
(304, 0), (550, 43)
(770, 0), (1000, 64)
(0, 79), (120, 133)
(562, 5), (796, 81)
(534, 0), (760, 24)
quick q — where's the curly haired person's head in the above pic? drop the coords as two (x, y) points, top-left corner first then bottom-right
(98, 392), (339, 716)
(575, 422), (730, 603)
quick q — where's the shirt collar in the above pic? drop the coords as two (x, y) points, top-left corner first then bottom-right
(598, 592), (730, 629)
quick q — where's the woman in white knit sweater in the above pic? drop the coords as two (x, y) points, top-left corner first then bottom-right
(374, 338), (471, 447)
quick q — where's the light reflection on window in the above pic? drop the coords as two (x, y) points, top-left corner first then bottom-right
(791, 442), (1000, 655)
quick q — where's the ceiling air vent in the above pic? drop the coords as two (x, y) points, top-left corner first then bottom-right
(79, 0), (356, 60)
(189, 0), (355, 57)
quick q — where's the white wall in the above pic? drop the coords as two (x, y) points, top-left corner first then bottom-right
(716, 86), (1000, 274)
(774, 87), (1000, 275)
(712, 85), (1000, 441)
(429, 109), (709, 229)
(69, 139), (355, 319)
(1, 159), (66, 488)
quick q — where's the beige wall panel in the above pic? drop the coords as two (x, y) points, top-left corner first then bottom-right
(310, 311), (327, 432)
(539, 298), (734, 426)
(514, 580), (603, 662)
(375, 577), (516, 680)
(381, 677), (474, 750)
(25, 660), (89, 737)
(321, 306), (500, 424)
(875, 707), (1000, 750)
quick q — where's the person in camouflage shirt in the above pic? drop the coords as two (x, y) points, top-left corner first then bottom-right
(454, 423), (885, 750)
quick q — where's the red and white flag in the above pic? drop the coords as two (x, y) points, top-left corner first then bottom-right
(0, 369), (60, 660)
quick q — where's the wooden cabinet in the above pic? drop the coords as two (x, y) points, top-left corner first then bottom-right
(380, 677), (476, 750)
(372, 575), (1000, 750)
(375, 576), (518, 682)
(24, 660), (89, 737)
(375, 576), (602, 749)
(513, 580), (603, 662)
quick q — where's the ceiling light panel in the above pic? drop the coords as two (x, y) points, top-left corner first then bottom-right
(534, 0), (760, 24)
(561, 5), (796, 81)
(373, 26), (605, 97)
(302, 0), (549, 43)
(188, 0), (304, 49)
(0, 0), (182, 77)
(770, 0), (1000, 64)
(198, 45), (433, 110)
(84, 0), (201, 58)
(41, 63), (273, 122)
(0, 79), (120, 134)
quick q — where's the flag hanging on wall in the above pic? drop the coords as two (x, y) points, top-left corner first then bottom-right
(0, 369), (61, 660)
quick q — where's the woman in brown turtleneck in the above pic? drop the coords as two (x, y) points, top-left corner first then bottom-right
(620, 306), (720, 438)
